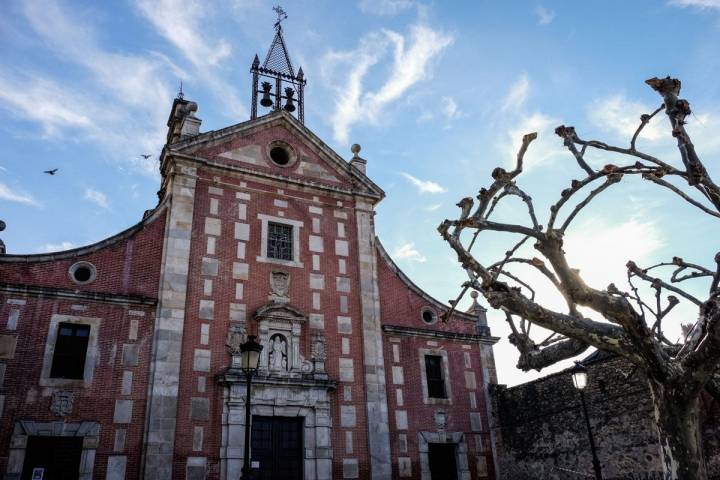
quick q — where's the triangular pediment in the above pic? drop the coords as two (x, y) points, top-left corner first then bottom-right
(168, 110), (384, 200)
(253, 302), (306, 322)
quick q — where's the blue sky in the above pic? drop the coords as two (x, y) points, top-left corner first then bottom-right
(1, 0), (719, 386)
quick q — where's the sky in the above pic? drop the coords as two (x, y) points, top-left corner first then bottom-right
(1, 0), (720, 387)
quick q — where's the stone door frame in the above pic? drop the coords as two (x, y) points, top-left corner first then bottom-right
(417, 430), (471, 480)
(220, 380), (334, 480)
(5, 420), (100, 480)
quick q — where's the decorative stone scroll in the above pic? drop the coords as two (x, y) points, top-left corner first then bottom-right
(50, 390), (75, 416)
(269, 270), (290, 303)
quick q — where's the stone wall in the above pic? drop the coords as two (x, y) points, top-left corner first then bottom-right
(491, 353), (720, 479)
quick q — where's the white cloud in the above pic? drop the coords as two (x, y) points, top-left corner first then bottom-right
(84, 188), (109, 209)
(323, 23), (454, 143)
(134, 0), (246, 119)
(425, 203), (442, 211)
(0, 182), (40, 206)
(8, 0), (171, 175)
(0, 73), (96, 137)
(392, 242), (427, 262)
(38, 241), (76, 253)
(588, 94), (665, 142)
(400, 172), (446, 193)
(565, 218), (664, 289)
(535, 6), (556, 25)
(442, 96), (461, 120)
(668, 0), (720, 9)
(23, 0), (171, 111)
(359, 0), (414, 15)
(135, 0), (231, 68)
(502, 74), (530, 112)
(503, 112), (563, 171)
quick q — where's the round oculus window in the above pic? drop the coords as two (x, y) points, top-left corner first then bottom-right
(266, 140), (297, 168)
(69, 261), (97, 285)
(421, 307), (438, 325)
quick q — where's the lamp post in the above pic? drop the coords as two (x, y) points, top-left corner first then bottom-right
(570, 362), (603, 480)
(240, 335), (263, 480)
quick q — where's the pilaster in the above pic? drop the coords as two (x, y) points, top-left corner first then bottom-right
(354, 199), (392, 479)
(142, 160), (197, 479)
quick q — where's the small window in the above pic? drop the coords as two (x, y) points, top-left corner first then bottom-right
(425, 355), (447, 399)
(267, 140), (296, 168)
(50, 323), (90, 379)
(422, 308), (437, 325)
(68, 261), (96, 285)
(270, 146), (290, 165)
(267, 222), (293, 261)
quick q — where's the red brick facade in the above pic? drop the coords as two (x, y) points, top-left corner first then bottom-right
(0, 100), (498, 479)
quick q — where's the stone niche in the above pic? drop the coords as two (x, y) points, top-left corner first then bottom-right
(254, 302), (314, 377)
(216, 302), (337, 480)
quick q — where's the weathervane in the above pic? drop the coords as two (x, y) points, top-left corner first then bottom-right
(273, 5), (287, 30)
(178, 80), (184, 100)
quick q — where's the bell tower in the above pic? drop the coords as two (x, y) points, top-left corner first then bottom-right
(250, 6), (306, 124)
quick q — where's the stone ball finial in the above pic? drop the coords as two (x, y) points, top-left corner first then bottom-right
(470, 291), (479, 299)
(351, 143), (361, 158)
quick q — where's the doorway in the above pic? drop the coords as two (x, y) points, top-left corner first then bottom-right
(428, 442), (458, 480)
(251, 416), (303, 480)
(21, 436), (83, 480)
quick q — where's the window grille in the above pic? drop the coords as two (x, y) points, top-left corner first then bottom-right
(268, 222), (293, 261)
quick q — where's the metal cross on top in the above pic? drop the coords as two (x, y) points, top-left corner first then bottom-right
(273, 5), (287, 30)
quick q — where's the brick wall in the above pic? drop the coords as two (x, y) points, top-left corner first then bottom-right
(0, 211), (164, 478)
(377, 250), (496, 479)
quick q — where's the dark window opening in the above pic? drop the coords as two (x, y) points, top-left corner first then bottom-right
(72, 266), (92, 283)
(267, 222), (293, 261)
(425, 355), (447, 398)
(422, 309), (437, 324)
(50, 323), (90, 379)
(270, 146), (290, 166)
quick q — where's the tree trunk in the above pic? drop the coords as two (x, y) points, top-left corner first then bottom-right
(648, 379), (707, 480)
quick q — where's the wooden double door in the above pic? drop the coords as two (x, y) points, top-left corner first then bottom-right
(251, 416), (303, 480)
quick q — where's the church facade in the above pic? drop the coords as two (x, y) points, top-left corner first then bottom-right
(0, 21), (498, 480)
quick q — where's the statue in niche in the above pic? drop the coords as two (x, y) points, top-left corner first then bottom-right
(269, 334), (288, 371)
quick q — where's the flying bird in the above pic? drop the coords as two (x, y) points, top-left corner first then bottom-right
(43, 168), (58, 175)
(139, 154), (152, 160)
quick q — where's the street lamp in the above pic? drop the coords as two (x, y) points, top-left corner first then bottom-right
(240, 335), (263, 480)
(570, 362), (603, 480)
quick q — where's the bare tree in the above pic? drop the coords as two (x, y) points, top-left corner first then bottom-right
(439, 77), (720, 480)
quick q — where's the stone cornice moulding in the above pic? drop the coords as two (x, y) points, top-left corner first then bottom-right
(165, 110), (385, 200)
(0, 282), (157, 306)
(382, 324), (500, 345)
(0, 201), (168, 263)
(166, 151), (382, 201)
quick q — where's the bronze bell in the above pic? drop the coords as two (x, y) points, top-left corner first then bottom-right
(283, 87), (296, 112)
(260, 82), (273, 107)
